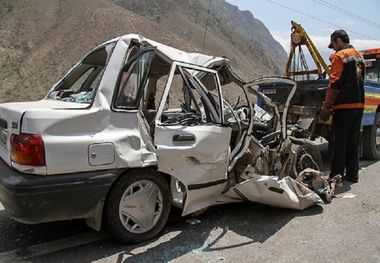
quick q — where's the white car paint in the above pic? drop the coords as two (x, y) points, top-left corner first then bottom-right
(0, 34), (324, 224)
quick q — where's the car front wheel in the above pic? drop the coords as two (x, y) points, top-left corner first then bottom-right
(106, 170), (171, 243)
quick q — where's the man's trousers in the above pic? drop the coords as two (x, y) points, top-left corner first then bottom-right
(330, 108), (364, 179)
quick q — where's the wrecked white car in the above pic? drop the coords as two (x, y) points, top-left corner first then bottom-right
(0, 35), (334, 243)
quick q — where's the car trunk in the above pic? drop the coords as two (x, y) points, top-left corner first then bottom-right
(0, 100), (90, 165)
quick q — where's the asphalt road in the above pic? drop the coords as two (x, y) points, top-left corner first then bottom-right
(0, 159), (379, 263)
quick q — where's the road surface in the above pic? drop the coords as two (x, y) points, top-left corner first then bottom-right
(0, 160), (379, 262)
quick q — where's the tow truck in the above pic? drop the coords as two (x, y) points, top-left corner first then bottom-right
(259, 21), (380, 159)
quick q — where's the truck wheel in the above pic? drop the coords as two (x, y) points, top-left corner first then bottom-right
(363, 112), (380, 160)
(106, 170), (171, 243)
(291, 141), (323, 178)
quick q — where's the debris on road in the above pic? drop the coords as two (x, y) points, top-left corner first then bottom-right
(335, 193), (357, 199)
(186, 218), (201, 225)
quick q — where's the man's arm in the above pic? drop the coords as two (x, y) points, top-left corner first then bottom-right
(323, 54), (344, 109)
(320, 54), (343, 120)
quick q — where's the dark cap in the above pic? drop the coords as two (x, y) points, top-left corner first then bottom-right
(328, 29), (349, 48)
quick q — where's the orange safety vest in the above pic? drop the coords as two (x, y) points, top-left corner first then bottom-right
(326, 46), (365, 110)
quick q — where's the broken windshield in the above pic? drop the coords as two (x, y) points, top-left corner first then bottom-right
(46, 42), (116, 104)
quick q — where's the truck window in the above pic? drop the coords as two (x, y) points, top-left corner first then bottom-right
(365, 59), (380, 82)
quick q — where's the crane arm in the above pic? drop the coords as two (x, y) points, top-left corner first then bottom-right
(285, 21), (330, 79)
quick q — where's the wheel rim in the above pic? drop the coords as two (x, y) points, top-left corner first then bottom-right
(375, 125), (380, 147)
(119, 180), (163, 234)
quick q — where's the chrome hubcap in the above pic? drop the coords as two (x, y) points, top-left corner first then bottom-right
(119, 180), (163, 234)
(376, 126), (380, 147)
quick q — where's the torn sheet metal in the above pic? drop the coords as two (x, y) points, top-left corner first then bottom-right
(231, 175), (323, 210)
(296, 168), (341, 203)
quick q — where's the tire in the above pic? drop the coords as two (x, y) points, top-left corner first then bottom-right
(105, 169), (171, 243)
(291, 140), (323, 178)
(363, 111), (380, 160)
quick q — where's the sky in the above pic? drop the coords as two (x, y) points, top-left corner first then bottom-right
(226, 0), (380, 63)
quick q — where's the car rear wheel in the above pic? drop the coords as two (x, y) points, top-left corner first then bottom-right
(363, 111), (380, 160)
(106, 170), (171, 243)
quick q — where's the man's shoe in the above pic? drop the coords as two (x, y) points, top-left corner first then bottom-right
(345, 176), (358, 183)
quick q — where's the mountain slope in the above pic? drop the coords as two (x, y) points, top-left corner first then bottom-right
(199, 0), (287, 67)
(0, 0), (287, 102)
(112, 0), (287, 75)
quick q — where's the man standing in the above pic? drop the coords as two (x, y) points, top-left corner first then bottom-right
(320, 29), (365, 183)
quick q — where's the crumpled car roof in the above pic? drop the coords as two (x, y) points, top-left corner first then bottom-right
(112, 34), (228, 66)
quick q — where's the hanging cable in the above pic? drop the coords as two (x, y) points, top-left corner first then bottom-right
(264, 0), (374, 39)
(299, 48), (309, 71)
(202, 0), (212, 52)
(296, 47), (300, 80)
(312, 0), (380, 30)
(300, 48), (309, 80)
(293, 52), (296, 74)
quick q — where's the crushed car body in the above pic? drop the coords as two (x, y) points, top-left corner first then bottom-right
(0, 34), (337, 243)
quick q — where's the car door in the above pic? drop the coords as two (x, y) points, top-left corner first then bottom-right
(154, 62), (232, 215)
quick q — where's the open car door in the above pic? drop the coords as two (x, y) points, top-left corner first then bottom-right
(154, 62), (232, 215)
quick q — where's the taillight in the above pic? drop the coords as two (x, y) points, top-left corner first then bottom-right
(11, 133), (45, 166)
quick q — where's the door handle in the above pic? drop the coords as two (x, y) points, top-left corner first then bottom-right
(173, 134), (196, 142)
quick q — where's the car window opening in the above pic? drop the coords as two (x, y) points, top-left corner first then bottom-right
(47, 42), (116, 104)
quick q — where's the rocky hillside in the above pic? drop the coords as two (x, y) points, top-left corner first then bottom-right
(0, 0), (287, 102)
(198, 0), (287, 67)
(113, 0), (287, 75)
